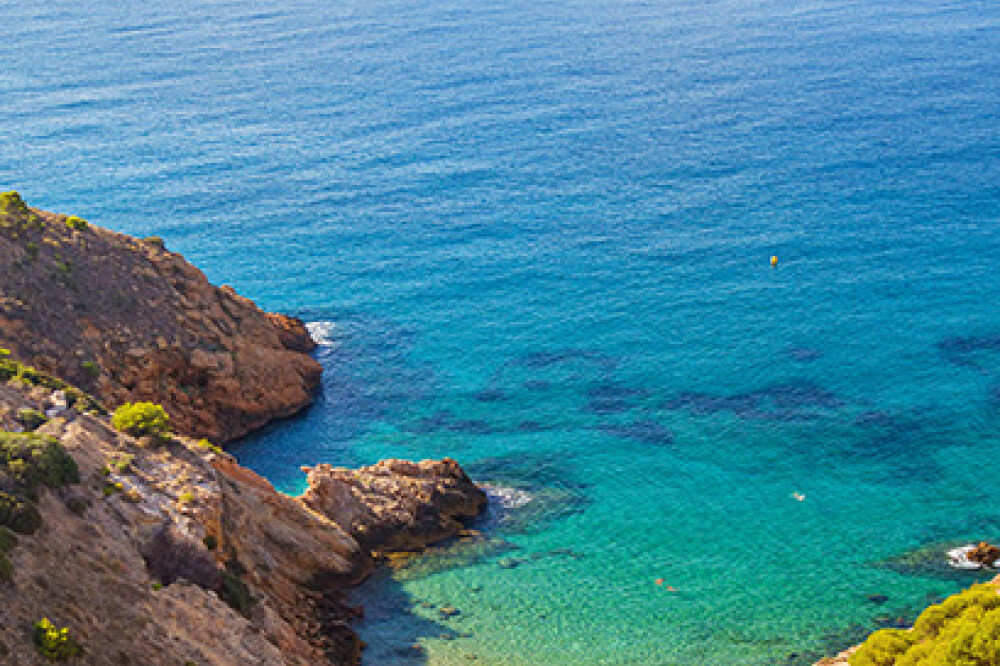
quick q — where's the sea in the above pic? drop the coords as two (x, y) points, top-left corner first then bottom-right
(3, 0), (1000, 663)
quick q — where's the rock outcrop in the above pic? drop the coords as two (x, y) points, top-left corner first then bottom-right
(967, 541), (1000, 567)
(302, 458), (488, 552)
(0, 194), (321, 443)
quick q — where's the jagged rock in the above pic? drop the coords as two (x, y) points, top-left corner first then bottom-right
(0, 205), (321, 443)
(968, 542), (1000, 567)
(301, 458), (488, 552)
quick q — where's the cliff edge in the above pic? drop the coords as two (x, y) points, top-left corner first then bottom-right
(0, 191), (320, 444)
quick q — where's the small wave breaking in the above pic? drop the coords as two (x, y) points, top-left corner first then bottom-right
(306, 321), (337, 347)
(947, 545), (1000, 570)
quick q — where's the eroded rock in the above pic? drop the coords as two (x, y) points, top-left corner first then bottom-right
(301, 458), (488, 552)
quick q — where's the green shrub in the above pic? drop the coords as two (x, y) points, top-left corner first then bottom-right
(178, 491), (194, 505)
(202, 534), (218, 551)
(850, 629), (914, 666)
(16, 408), (48, 431)
(110, 454), (134, 474)
(65, 216), (87, 231)
(102, 482), (122, 497)
(111, 402), (169, 438)
(196, 438), (223, 455)
(0, 492), (42, 534)
(151, 581), (162, 591)
(219, 571), (254, 615)
(65, 495), (88, 516)
(33, 617), (82, 661)
(0, 432), (80, 498)
(850, 583), (1000, 666)
(0, 553), (11, 583)
(0, 191), (29, 220)
(0, 526), (17, 553)
(25, 241), (38, 260)
(80, 361), (100, 378)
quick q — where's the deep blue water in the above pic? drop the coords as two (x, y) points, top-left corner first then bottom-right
(4, 1), (1000, 663)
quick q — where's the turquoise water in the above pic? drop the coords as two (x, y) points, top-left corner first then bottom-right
(5, 0), (1000, 663)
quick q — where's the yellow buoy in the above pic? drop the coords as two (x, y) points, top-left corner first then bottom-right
(770, 255), (778, 267)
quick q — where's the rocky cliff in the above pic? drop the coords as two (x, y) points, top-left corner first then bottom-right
(0, 192), (320, 444)
(0, 194), (487, 665)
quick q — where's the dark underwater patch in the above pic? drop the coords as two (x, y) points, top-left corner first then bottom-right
(597, 419), (673, 446)
(937, 333), (1000, 372)
(584, 383), (652, 414)
(663, 379), (842, 421)
(511, 349), (617, 371)
(410, 410), (495, 435)
(474, 388), (506, 402)
(786, 346), (822, 362)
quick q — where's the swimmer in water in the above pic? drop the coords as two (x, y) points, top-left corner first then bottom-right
(792, 492), (806, 501)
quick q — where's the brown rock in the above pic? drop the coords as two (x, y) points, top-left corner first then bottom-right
(301, 458), (488, 552)
(968, 542), (1000, 567)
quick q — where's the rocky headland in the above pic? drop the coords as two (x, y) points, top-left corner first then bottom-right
(0, 193), (486, 665)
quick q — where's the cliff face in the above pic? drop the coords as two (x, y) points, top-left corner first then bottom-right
(0, 378), (356, 665)
(0, 194), (321, 443)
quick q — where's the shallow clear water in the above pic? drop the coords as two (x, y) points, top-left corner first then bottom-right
(4, 0), (1000, 663)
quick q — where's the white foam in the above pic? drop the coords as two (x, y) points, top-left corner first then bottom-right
(946, 545), (1000, 570)
(305, 321), (337, 347)
(483, 484), (534, 510)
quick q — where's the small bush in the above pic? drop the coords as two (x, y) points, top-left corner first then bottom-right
(25, 241), (38, 260)
(197, 439), (222, 455)
(111, 402), (170, 438)
(65, 495), (88, 516)
(80, 361), (100, 378)
(65, 216), (87, 231)
(33, 617), (82, 661)
(0, 526), (17, 553)
(0, 432), (80, 498)
(178, 491), (195, 506)
(101, 482), (123, 497)
(0, 553), (11, 582)
(0, 191), (29, 221)
(202, 534), (218, 551)
(16, 408), (48, 431)
(0, 492), (42, 534)
(151, 581), (162, 591)
(219, 571), (254, 615)
(110, 454), (134, 474)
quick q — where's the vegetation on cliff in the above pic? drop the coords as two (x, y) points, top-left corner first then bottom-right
(111, 401), (171, 439)
(849, 581), (1000, 666)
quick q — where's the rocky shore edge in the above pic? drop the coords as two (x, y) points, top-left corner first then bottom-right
(0, 195), (487, 665)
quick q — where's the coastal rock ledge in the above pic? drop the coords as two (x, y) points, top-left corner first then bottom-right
(303, 458), (488, 552)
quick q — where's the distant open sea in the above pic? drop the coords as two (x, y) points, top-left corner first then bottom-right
(4, 0), (1000, 663)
